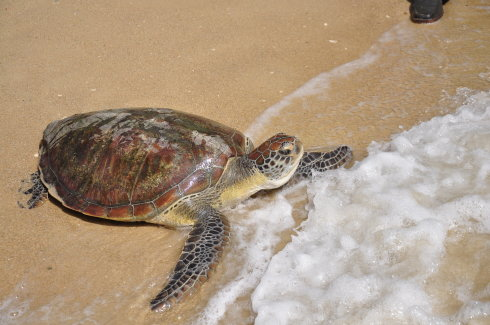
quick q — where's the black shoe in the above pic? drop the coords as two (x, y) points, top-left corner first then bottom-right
(410, 0), (444, 23)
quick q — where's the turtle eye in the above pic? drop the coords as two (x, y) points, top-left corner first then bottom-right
(278, 142), (294, 155)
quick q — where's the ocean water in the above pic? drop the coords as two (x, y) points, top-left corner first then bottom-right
(197, 4), (490, 324)
(193, 90), (490, 325)
(252, 90), (490, 324)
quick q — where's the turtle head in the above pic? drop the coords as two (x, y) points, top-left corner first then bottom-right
(248, 133), (304, 189)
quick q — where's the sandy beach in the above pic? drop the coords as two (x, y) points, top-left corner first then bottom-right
(1, 0), (489, 324)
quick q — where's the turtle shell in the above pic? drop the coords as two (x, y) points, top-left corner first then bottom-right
(39, 108), (248, 221)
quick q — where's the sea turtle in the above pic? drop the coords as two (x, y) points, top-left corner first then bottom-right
(20, 108), (352, 311)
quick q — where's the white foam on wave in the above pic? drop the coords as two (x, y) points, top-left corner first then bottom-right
(251, 90), (490, 324)
(193, 190), (298, 324)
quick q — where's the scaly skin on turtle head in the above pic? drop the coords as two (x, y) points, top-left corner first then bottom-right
(247, 133), (304, 189)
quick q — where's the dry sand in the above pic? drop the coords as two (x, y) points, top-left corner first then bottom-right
(1, 0), (489, 324)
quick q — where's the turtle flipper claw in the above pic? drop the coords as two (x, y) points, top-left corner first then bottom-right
(295, 145), (353, 178)
(17, 171), (48, 209)
(150, 207), (229, 312)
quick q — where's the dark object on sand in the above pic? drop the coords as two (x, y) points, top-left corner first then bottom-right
(409, 0), (448, 23)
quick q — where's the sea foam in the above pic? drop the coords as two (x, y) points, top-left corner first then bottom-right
(251, 90), (490, 324)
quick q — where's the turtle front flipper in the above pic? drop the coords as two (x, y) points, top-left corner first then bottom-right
(150, 206), (230, 312)
(295, 145), (353, 178)
(17, 171), (48, 209)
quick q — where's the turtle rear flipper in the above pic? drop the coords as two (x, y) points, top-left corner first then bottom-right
(17, 171), (48, 209)
(295, 145), (353, 178)
(150, 206), (230, 312)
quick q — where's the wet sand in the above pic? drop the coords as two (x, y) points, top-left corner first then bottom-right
(1, 0), (489, 324)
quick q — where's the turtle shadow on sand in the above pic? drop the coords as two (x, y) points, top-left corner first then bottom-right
(19, 107), (353, 312)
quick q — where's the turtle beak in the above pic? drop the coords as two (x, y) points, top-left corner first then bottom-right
(294, 138), (304, 157)
(295, 142), (301, 155)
